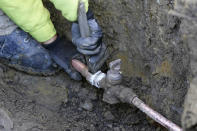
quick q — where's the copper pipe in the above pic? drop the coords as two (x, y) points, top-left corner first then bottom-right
(72, 59), (92, 79)
(132, 97), (182, 131)
(71, 59), (183, 131)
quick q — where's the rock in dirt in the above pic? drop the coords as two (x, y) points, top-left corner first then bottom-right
(106, 124), (113, 128)
(104, 111), (115, 120)
(80, 100), (93, 111)
(181, 78), (197, 130)
(113, 127), (120, 131)
(0, 108), (13, 131)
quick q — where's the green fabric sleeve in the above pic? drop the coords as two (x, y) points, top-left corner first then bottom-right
(0, 0), (56, 42)
(49, 0), (89, 22)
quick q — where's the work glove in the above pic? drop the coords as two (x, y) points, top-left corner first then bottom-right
(72, 20), (102, 55)
(43, 36), (85, 81)
(72, 10), (108, 73)
(72, 9), (102, 55)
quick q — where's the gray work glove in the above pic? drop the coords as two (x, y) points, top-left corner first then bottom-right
(71, 10), (109, 73)
(71, 12), (102, 56)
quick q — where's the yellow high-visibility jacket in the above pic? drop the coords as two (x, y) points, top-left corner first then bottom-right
(0, 0), (88, 42)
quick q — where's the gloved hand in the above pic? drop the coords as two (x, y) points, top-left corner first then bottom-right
(71, 10), (102, 55)
(43, 36), (85, 81)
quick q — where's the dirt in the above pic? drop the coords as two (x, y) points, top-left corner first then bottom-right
(181, 78), (197, 131)
(0, 0), (194, 130)
(174, 0), (197, 130)
(0, 63), (160, 131)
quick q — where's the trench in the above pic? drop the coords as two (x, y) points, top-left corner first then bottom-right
(0, 0), (194, 131)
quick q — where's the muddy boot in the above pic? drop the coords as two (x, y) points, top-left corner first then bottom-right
(0, 108), (13, 131)
(0, 28), (59, 75)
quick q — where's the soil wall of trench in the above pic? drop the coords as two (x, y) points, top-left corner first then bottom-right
(87, 0), (190, 124)
(0, 0), (191, 130)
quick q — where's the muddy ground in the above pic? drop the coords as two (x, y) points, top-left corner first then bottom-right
(0, 0), (194, 131)
(0, 63), (160, 131)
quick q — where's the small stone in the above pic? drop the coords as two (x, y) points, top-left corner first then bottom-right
(121, 127), (126, 131)
(77, 107), (82, 111)
(0, 108), (13, 131)
(104, 111), (115, 120)
(89, 124), (96, 130)
(80, 100), (93, 111)
(114, 127), (120, 131)
(106, 124), (113, 128)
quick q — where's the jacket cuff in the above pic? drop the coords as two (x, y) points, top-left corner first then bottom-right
(30, 20), (56, 42)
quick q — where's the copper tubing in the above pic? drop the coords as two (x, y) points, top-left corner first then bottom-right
(72, 59), (92, 79)
(132, 97), (182, 131)
(71, 59), (183, 131)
